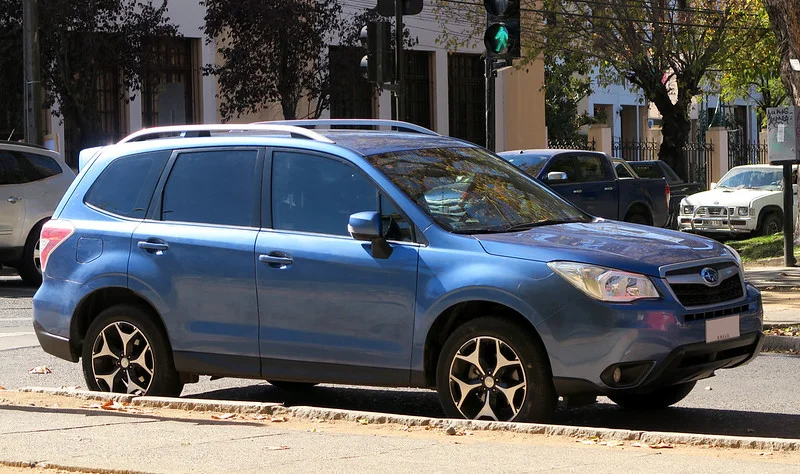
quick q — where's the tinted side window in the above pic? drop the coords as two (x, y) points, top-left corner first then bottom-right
(576, 154), (610, 182)
(85, 151), (170, 218)
(630, 164), (660, 180)
(545, 155), (579, 183)
(0, 151), (25, 185)
(272, 151), (376, 236)
(162, 150), (259, 227)
(21, 152), (62, 181)
(614, 162), (634, 179)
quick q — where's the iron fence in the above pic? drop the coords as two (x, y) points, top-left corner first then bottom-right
(612, 138), (659, 161)
(728, 142), (769, 169)
(547, 137), (596, 151)
(682, 141), (714, 188)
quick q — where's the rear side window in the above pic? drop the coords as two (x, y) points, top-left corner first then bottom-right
(161, 149), (260, 227)
(85, 151), (170, 218)
(0, 151), (25, 185)
(576, 154), (610, 182)
(630, 164), (660, 180)
(21, 152), (62, 180)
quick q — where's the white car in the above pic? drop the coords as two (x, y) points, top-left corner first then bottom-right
(0, 141), (75, 285)
(678, 164), (798, 237)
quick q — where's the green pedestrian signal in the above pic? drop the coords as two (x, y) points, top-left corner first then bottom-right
(483, 0), (520, 60)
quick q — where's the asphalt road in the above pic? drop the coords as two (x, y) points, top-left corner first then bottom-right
(2, 275), (799, 441)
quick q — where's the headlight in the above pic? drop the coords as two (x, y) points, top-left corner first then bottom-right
(547, 262), (660, 302)
(724, 244), (742, 267)
(736, 207), (748, 216)
(682, 205), (694, 214)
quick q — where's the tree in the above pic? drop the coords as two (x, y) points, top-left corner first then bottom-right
(542, 52), (595, 144)
(435, 1), (758, 180)
(718, 4), (787, 128)
(764, 0), (800, 107)
(202, 0), (342, 121)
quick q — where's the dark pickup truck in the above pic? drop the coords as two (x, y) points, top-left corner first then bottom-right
(625, 160), (705, 228)
(499, 149), (670, 227)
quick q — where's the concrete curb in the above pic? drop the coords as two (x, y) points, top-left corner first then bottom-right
(18, 387), (800, 452)
(762, 335), (800, 352)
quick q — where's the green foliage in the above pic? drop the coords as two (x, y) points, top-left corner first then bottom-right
(543, 52), (595, 142)
(202, 0), (342, 121)
(0, 0), (23, 141)
(727, 234), (800, 262)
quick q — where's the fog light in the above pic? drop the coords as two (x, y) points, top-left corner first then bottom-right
(612, 367), (622, 384)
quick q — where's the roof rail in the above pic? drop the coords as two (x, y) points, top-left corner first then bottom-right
(261, 119), (440, 136)
(0, 140), (50, 150)
(117, 124), (335, 144)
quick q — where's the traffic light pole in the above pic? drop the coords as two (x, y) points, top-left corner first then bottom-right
(485, 57), (496, 152)
(23, 0), (42, 145)
(394, 0), (406, 122)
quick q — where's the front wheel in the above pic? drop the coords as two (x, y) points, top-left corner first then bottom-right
(758, 212), (782, 236)
(82, 304), (183, 397)
(436, 317), (556, 423)
(608, 381), (696, 410)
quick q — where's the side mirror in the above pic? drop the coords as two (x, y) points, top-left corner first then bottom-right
(547, 171), (568, 182)
(709, 182), (717, 190)
(348, 211), (392, 259)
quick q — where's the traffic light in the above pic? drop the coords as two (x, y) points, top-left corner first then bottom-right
(359, 21), (394, 84)
(483, 0), (521, 60)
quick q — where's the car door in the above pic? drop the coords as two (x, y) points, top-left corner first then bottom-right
(256, 149), (419, 385)
(540, 153), (590, 211)
(128, 148), (263, 378)
(573, 153), (619, 219)
(0, 151), (27, 250)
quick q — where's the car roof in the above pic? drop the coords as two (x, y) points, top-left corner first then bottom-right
(314, 130), (475, 156)
(0, 140), (62, 159)
(498, 149), (602, 157)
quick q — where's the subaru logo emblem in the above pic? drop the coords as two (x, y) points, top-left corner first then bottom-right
(700, 267), (719, 286)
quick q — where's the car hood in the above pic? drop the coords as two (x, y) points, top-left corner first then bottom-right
(475, 220), (730, 276)
(682, 188), (776, 207)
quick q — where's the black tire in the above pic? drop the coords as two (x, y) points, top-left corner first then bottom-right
(435, 316), (556, 423)
(82, 304), (183, 397)
(624, 213), (650, 225)
(18, 221), (44, 286)
(608, 381), (696, 410)
(268, 381), (319, 391)
(759, 212), (782, 236)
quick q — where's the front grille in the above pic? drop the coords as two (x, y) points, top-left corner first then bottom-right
(700, 206), (734, 217)
(684, 304), (751, 323)
(669, 274), (744, 307)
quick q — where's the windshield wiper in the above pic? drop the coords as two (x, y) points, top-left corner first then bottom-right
(503, 219), (582, 232)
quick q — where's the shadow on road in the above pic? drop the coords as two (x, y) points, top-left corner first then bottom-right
(191, 383), (800, 440)
(0, 277), (36, 298)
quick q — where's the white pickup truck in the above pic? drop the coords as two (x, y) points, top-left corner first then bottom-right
(678, 164), (798, 236)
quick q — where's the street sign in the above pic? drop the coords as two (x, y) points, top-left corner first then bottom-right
(376, 0), (423, 16)
(767, 106), (800, 164)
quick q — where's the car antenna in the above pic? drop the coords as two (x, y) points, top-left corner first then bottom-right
(7, 129), (14, 141)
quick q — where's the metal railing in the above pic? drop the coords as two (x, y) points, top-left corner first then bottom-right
(547, 137), (596, 151)
(612, 138), (659, 161)
(682, 141), (714, 188)
(728, 142), (769, 169)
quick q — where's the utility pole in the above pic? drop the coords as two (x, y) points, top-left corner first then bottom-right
(485, 56), (496, 151)
(23, 0), (43, 145)
(393, 0), (406, 122)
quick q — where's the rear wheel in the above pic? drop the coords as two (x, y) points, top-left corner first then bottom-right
(435, 316), (556, 423)
(18, 221), (44, 286)
(82, 304), (183, 397)
(608, 381), (696, 410)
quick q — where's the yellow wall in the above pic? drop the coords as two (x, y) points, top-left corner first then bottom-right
(500, 58), (547, 150)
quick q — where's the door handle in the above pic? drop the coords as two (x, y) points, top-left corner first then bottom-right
(604, 187), (614, 191)
(137, 241), (169, 252)
(572, 189), (583, 194)
(259, 253), (293, 266)
(7, 196), (21, 203)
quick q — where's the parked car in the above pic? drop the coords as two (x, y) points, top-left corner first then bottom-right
(678, 164), (798, 237)
(0, 141), (75, 285)
(627, 160), (705, 229)
(34, 121), (762, 423)
(499, 149), (670, 227)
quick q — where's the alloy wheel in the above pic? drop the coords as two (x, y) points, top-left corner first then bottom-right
(448, 336), (527, 421)
(90, 321), (154, 394)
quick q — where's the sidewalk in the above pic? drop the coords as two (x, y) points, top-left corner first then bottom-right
(744, 266), (800, 327)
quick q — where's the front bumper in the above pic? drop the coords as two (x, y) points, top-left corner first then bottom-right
(677, 213), (755, 234)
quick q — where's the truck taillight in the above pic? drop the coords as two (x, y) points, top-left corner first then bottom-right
(665, 183), (671, 210)
(40, 220), (75, 273)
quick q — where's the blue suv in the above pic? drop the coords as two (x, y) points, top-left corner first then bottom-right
(33, 120), (763, 422)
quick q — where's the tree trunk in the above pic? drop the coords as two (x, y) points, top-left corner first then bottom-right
(647, 84), (693, 181)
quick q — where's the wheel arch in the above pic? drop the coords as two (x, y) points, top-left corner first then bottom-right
(69, 286), (169, 360)
(421, 300), (550, 389)
(623, 202), (653, 225)
(756, 205), (782, 228)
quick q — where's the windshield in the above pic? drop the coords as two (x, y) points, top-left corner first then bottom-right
(366, 147), (591, 234)
(717, 167), (783, 191)
(500, 153), (549, 176)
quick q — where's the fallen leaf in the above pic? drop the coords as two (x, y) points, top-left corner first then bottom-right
(271, 416), (289, 423)
(445, 426), (457, 436)
(631, 442), (647, 448)
(212, 413), (236, 420)
(266, 446), (289, 451)
(603, 441), (624, 447)
(704, 386), (713, 391)
(28, 366), (52, 375)
(358, 418), (370, 425)
(581, 440), (598, 445)
(253, 415), (267, 420)
(0, 385), (6, 390)
(649, 443), (673, 449)
(308, 427), (318, 433)
(758, 452), (774, 456)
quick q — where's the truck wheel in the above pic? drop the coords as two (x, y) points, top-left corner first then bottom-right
(436, 316), (556, 423)
(759, 212), (782, 236)
(608, 381), (696, 410)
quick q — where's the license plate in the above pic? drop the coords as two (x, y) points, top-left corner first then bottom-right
(708, 220), (723, 226)
(705, 315), (740, 343)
